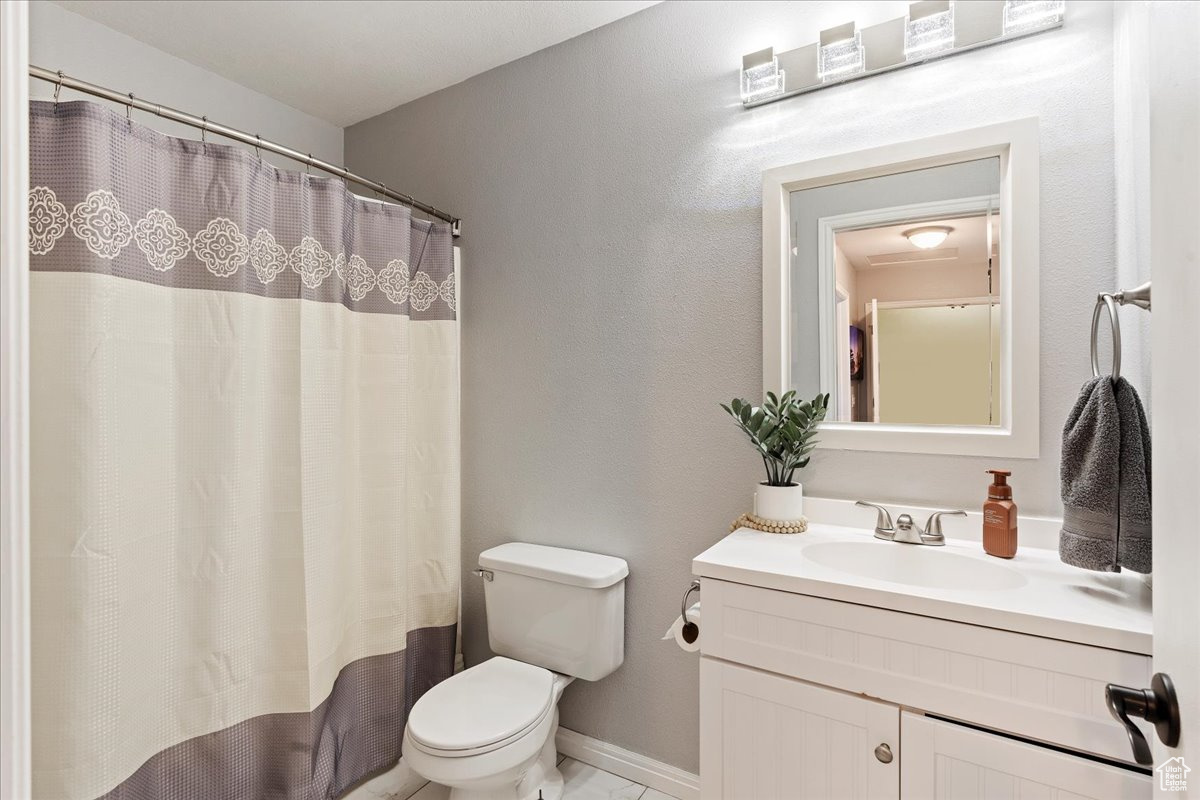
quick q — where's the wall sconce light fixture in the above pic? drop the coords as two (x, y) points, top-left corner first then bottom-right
(741, 0), (1065, 108)
(818, 23), (865, 82)
(905, 1), (955, 60)
(741, 47), (785, 103)
(1003, 0), (1066, 35)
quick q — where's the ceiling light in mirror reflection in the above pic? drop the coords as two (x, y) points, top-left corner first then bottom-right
(837, 216), (998, 271)
(904, 226), (953, 249)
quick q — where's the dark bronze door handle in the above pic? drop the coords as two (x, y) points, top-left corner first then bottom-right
(1105, 672), (1181, 765)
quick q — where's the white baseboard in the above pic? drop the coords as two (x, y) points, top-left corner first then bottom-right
(555, 728), (699, 800)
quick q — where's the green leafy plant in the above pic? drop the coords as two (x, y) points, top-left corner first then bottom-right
(721, 391), (830, 487)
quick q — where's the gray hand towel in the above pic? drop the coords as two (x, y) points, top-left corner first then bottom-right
(1115, 378), (1152, 573)
(1058, 376), (1153, 573)
(1060, 377), (1121, 571)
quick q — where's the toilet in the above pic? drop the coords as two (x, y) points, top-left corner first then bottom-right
(402, 542), (628, 800)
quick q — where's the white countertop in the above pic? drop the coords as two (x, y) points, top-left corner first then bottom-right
(693, 521), (1152, 655)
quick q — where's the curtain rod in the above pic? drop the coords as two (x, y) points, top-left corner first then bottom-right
(29, 65), (462, 237)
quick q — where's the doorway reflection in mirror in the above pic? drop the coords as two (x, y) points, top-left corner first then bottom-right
(790, 157), (1002, 427)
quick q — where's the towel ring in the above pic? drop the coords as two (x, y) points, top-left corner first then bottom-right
(1091, 293), (1121, 381)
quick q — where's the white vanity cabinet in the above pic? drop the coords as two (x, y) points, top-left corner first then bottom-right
(697, 577), (1153, 800)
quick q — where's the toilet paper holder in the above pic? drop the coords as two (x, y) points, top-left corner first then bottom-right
(680, 580), (700, 644)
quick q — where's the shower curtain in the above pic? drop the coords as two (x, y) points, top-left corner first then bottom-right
(27, 100), (460, 800)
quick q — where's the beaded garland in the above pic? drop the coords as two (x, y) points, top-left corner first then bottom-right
(730, 512), (808, 535)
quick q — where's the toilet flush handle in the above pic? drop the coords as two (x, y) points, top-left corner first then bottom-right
(471, 568), (494, 581)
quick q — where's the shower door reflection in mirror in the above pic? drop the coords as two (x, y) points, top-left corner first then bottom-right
(789, 157), (1002, 426)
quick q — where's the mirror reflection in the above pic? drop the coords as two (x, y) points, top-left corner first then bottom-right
(789, 157), (1002, 426)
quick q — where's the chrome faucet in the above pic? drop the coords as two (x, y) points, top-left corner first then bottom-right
(855, 501), (966, 546)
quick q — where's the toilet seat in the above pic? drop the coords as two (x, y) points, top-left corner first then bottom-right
(406, 657), (555, 758)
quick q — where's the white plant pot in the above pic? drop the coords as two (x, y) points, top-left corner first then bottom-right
(754, 483), (804, 522)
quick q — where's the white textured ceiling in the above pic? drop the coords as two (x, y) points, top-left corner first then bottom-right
(49, 0), (660, 126)
(837, 215), (996, 271)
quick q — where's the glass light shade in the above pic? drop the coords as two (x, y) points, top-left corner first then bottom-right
(741, 58), (785, 102)
(1003, 0), (1065, 35)
(905, 6), (955, 60)
(818, 33), (865, 82)
(905, 227), (952, 249)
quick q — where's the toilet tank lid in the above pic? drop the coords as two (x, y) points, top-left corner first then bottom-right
(479, 543), (628, 588)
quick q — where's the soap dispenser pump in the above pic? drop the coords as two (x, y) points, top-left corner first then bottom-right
(983, 469), (1018, 558)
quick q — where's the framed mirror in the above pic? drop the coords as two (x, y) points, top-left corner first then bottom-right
(762, 119), (1039, 457)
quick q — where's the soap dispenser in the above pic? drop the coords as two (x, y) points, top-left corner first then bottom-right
(983, 469), (1018, 558)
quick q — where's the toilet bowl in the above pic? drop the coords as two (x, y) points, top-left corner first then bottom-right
(402, 543), (628, 800)
(403, 657), (574, 800)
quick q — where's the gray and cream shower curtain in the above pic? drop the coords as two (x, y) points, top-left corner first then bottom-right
(28, 100), (460, 800)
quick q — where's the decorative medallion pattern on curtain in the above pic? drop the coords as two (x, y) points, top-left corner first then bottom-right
(28, 101), (460, 800)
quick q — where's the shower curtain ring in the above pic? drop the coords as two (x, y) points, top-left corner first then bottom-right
(306, 154), (312, 175)
(53, 70), (63, 112)
(126, 93), (134, 126)
(254, 133), (262, 159)
(201, 116), (208, 150)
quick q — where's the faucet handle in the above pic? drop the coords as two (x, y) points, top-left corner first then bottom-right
(923, 510), (967, 538)
(856, 501), (895, 532)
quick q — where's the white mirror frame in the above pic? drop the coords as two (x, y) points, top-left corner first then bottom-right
(762, 118), (1040, 458)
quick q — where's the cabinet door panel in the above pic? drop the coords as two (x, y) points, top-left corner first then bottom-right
(900, 712), (1150, 799)
(700, 658), (898, 800)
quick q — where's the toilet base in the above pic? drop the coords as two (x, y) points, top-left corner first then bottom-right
(444, 730), (563, 800)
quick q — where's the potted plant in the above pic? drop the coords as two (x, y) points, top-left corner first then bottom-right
(721, 390), (829, 522)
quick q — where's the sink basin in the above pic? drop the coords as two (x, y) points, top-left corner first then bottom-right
(803, 540), (1028, 592)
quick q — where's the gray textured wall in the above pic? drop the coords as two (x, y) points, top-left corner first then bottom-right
(346, 1), (1117, 773)
(30, 2), (343, 168)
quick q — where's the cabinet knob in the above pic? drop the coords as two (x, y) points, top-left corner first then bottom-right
(874, 743), (893, 764)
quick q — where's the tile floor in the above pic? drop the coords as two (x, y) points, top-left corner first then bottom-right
(403, 756), (682, 800)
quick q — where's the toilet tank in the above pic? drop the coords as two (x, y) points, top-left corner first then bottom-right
(477, 543), (627, 681)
